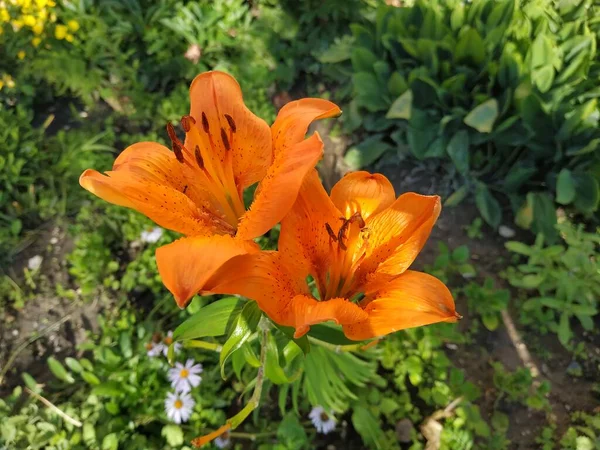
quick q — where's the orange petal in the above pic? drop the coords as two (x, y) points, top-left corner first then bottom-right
(236, 133), (324, 240)
(343, 271), (459, 340)
(271, 98), (341, 157)
(357, 193), (441, 286)
(286, 295), (368, 338)
(155, 235), (257, 308)
(330, 171), (395, 220)
(191, 424), (231, 448)
(278, 170), (341, 295)
(80, 169), (217, 236)
(203, 252), (307, 322)
(188, 71), (271, 190)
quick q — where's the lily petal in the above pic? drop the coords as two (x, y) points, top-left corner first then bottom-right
(271, 98), (341, 157)
(80, 169), (217, 236)
(330, 171), (395, 220)
(343, 271), (458, 340)
(278, 170), (341, 295)
(188, 71), (272, 190)
(155, 235), (257, 308)
(286, 295), (368, 338)
(357, 193), (441, 285)
(236, 133), (325, 240)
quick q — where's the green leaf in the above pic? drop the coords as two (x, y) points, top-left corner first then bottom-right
(22, 373), (40, 393)
(386, 89), (412, 120)
(161, 424), (184, 446)
(353, 72), (388, 112)
(464, 99), (499, 133)
(344, 134), (392, 170)
(64, 357), (83, 374)
(277, 413), (308, 450)
(351, 47), (379, 73)
(92, 382), (123, 397)
(482, 314), (499, 331)
(173, 297), (243, 341)
(531, 34), (555, 69)
(446, 130), (470, 175)
(81, 371), (101, 386)
(475, 184), (502, 228)
(220, 301), (262, 379)
(47, 357), (74, 384)
(556, 169), (576, 205)
(444, 185), (470, 207)
(573, 172), (599, 213)
(505, 241), (532, 255)
(455, 27), (486, 65)
(351, 404), (384, 450)
(530, 193), (558, 243)
(307, 323), (359, 346)
(264, 332), (300, 385)
(532, 65), (554, 93)
(452, 245), (470, 263)
(275, 324), (310, 355)
(558, 312), (572, 346)
(101, 433), (118, 450)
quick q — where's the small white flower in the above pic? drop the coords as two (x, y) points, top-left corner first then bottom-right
(309, 406), (336, 434)
(498, 225), (516, 238)
(27, 255), (43, 271)
(146, 341), (166, 358)
(164, 391), (195, 424)
(168, 359), (203, 393)
(140, 227), (163, 244)
(161, 331), (182, 357)
(214, 431), (231, 448)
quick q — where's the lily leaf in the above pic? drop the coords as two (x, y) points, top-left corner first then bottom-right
(173, 297), (243, 341)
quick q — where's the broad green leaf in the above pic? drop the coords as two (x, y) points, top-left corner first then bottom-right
(264, 332), (300, 385)
(444, 185), (469, 207)
(344, 134), (392, 170)
(482, 314), (499, 331)
(81, 371), (101, 386)
(505, 241), (532, 255)
(464, 99), (498, 133)
(351, 47), (379, 73)
(351, 404), (384, 450)
(531, 34), (555, 69)
(530, 193), (558, 243)
(275, 324), (310, 355)
(277, 413), (308, 450)
(219, 301), (262, 379)
(455, 27), (485, 65)
(446, 130), (470, 175)
(161, 424), (184, 446)
(386, 89), (412, 120)
(101, 433), (118, 450)
(173, 297), (243, 341)
(47, 357), (74, 384)
(64, 357), (83, 374)
(573, 172), (599, 213)
(318, 35), (353, 63)
(556, 169), (576, 205)
(307, 323), (359, 346)
(475, 184), (502, 228)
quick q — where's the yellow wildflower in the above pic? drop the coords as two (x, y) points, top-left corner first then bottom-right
(17, 51), (25, 60)
(12, 19), (23, 31)
(0, 80), (4, 91)
(22, 14), (35, 27)
(0, 8), (9, 22)
(48, 0), (56, 6)
(67, 19), (79, 32)
(5, 75), (15, 89)
(35, 0), (48, 7)
(54, 23), (67, 39)
(33, 22), (43, 34)
(65, 33), (73, 42)
(31, 36), (41, 46)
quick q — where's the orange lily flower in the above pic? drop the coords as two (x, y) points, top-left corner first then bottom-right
(79, 71), (341, 246)
(157, 170), (460, 340)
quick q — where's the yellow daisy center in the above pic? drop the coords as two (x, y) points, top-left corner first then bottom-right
(180, 369), (189, 378)
(174, 399), (183, 409)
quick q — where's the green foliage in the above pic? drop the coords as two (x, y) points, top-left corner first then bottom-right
(491, 362), (550, 410)
(425, 242), (477, 283)
(560, 412), (600, 450)
(505, 220), (600, 346)
(325, 0), (600, 233)
(464, 278), (510, 331)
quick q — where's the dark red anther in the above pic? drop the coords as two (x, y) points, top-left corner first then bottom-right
(180, 115), (195, 132)
(201, 112), (209, 133)
(224, 114), (236, 133)
(325, 223), (338, 242)
(221, 128), (231, 151)
(166, 123), (185, 163)
(194, 145), (204, 169)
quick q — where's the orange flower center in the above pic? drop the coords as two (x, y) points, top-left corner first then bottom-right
(163, 336), (173, 345)
(321, 212), (370, 300)
(166, 115), (246, 233)
(180, 368), (189, 378)
(174, 399), (183, 409)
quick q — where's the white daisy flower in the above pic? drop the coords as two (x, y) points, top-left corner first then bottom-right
(145, 341), (166, 358)
(309, 406), (336, 434)
(140, 226), (163, 243)
(164, 391), (195, 424)
(214, 431), (231, 448)
(161, 331), (182, 357)
(168, 359), (203, 393)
